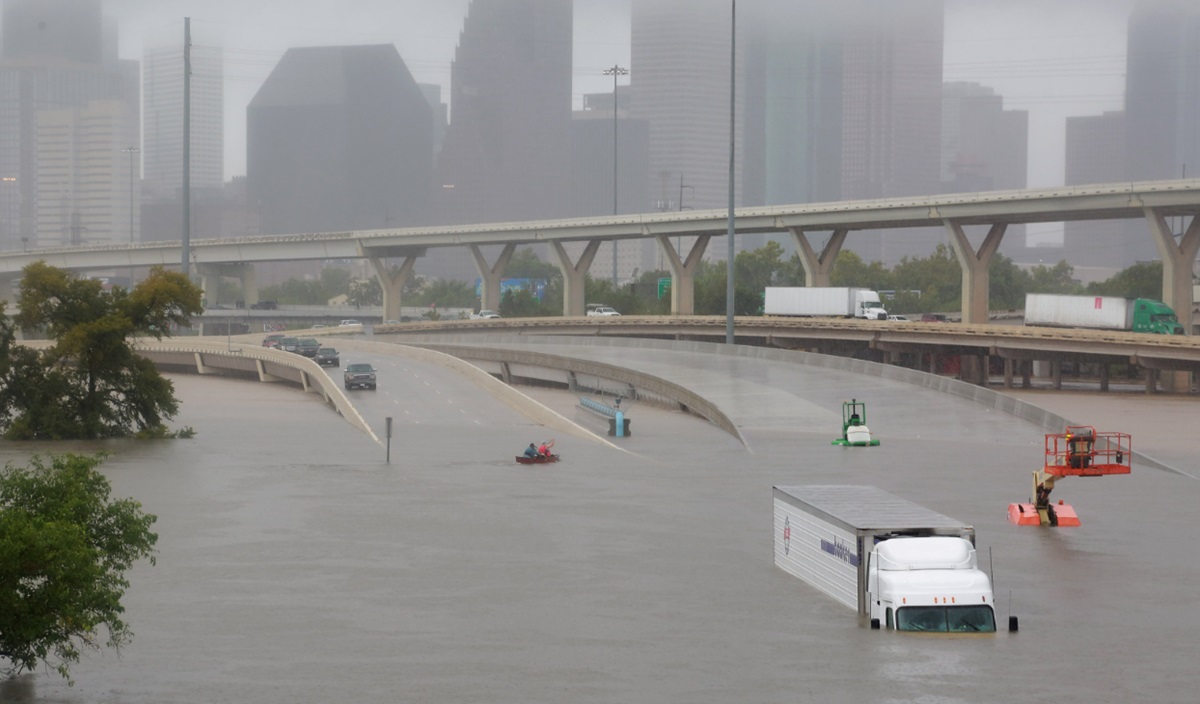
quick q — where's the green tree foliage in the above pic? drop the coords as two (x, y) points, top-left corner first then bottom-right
(831, 250), (894, 291)
(1, 263), (203, 439)
(410, 279), (478, 309)
(1026, 260), (1083, 295)
(0, 453), (157, 683)
(988, 253), (1029, 310)
(505, 247), (561, 282)
(347, 278), (382, 307)
(1086, 260), (1164, 299)
(892, 244), (962, 313)
(259, 267), (354, 305)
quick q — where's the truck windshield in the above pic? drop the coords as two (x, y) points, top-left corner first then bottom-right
(896, 606), (995, 633)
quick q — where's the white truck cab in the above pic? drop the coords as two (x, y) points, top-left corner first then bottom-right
(867, 536), (996, 632)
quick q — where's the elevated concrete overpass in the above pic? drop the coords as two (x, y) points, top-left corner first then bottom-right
(367, 315), (1200, 393)
(1, 179), (1197, 331)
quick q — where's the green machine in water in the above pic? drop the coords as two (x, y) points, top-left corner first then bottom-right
(832, 399), (880, 447)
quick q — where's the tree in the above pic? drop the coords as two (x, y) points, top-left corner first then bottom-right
(1086, 260), (1163, 299)
(1026, 260), (1082, 295)
(0, 453), (158, 683)
(1, 263), (203, 439)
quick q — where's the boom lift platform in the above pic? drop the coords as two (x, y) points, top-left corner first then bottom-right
(1007, 426), (1131, 527)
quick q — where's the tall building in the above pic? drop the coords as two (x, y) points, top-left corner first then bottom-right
(742, 5), (843, 210)
(941, 81), (1028, 259)
(839, 0), (945, 264)
(0, 0), (138, 250)
(143, 42), (224, 199)
(435, 0), (573, 226)
(631, 0), (742, 218)
(34, 98), (134, 246)
(1063, 111), (1140, 274)
(247, 45), (433, 236)
(941, 82), (1027, 193)
(1125, 1), (1200, 184)
(571, 88), (651, 280)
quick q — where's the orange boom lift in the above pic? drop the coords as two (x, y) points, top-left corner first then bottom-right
(1007, 426), (1131, 527)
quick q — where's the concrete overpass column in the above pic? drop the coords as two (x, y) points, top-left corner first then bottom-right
(1145, 210), (1199, 333)
(789, 228), (848, 287)
(944, 221), (1006, 325)
(240, 265), (259, 307)
(0, 275), (18, 306)
(468, 243), (515, 313)
(368, 255), (418, 322)
(656, 234), (711, 315)
(1145, 210), (1199, 392)
(550, 240), (601, 317)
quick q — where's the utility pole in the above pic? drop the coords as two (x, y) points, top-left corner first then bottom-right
(725, 1), (737, 345)
(603, 65), (628, 290)
(182, 17), (191, 277)
(122, 146), (139, 285)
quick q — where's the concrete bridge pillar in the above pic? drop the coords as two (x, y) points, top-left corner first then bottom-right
(1145, 209), (1199, 392)
(945, 221), (1006, 325)
(789, 228), (848, 287)
(195, 262), (256, 307)
(469, 243), (515, 313)
(656, 234), (711, 315)
(551, 240), (601, 317)
(240, 265), (258, 308)
(0, 274), (18, 306)
(368, 255), (418, 323)
(1145, 209), (1199, 334)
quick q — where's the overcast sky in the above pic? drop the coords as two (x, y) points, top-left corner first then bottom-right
(106, 0), (1139, 240)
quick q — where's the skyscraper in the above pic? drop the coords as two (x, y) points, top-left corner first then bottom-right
(247, 45), (433, 236)
(143, 42), (224, 199)
(0, 0), (138, 250)
(436, 0), (573, 226)
(941, 81), (1028, 259)
(1063, 111), (1140, 274)
(631, 0), (741, 215)
(1125, 1), (1200, 185)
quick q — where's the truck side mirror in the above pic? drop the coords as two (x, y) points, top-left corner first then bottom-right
(1008, 616), (1019, 632)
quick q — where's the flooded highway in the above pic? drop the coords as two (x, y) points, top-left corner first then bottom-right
(2, 337), (1198, 704)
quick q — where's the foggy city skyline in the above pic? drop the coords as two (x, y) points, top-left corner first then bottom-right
(102, 0), (1142, 205)
(3, 0), (1192, 270)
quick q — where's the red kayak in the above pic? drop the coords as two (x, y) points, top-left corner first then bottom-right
(516, 454), (560, 464)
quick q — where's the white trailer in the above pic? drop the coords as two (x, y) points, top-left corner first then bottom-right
(764, 287), (888, 320)
(773, 485), (1004, 632)
(1023, 293), (1183, 334)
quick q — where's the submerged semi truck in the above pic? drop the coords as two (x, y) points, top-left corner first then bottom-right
(1024, 294), (1183, 334)
(773, 485), (1009, 633)
(764, 287), (888, 320)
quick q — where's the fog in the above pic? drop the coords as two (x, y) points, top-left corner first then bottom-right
(99, 0), (1139, 191)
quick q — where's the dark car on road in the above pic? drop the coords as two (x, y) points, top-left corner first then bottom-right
(344, 363), (377, 390)
(315, 347), (340, 367)
(278, 336), (299, 353)
(296, 338), (320, 357)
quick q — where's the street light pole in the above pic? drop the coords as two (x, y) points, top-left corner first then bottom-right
(122, 146), (139, 286)
(725, 0), (737, 344)
(603, 65), (628, 290)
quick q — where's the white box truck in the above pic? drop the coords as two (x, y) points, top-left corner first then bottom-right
(773, 485), (1006, 632)
(1024, 293), (1183, 334)
(764, 287), (888, 320)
